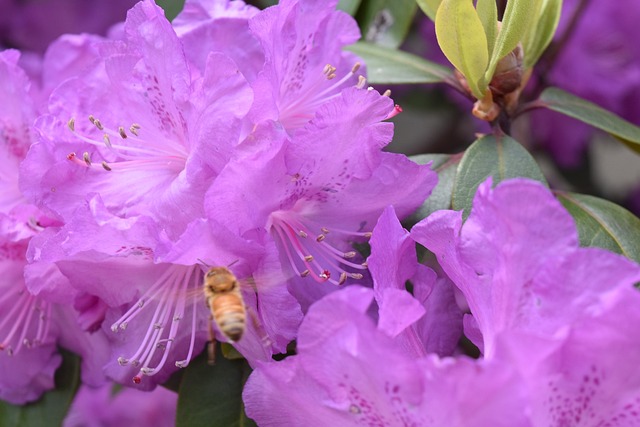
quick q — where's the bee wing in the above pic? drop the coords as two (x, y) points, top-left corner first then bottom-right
(237, 268), (294, 294)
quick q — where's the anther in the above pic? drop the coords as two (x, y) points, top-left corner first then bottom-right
(356, 75), (367, 89)
(89, 115), (104, 131)
(361, 261), (368, 268)
(363, 232), (372, 238)
(83, 152), (92, 166)
(118, 126), (127, 139)
(343, 251), (356, 259)
(298, 230), (308, 238)
(130, 123), (140, 136)
(300, 270), (310, 278)
(321, 227), (330, 234)
(349, 273), (363, 280)
(304, 255), (314, 262)
(351, 62), (361, 73)
(102, 161), (112, 171)
(119, 321), (128, 330)
(382, 89), (392, 97)
(103, 133), (112, 148)
(338, 272), (348, 285)
(316, 234), (326, 242)
(175, 360), (188, 368)
(67, 118), (75, 132)
(117, 357), (129, 366)
(141, 367), (154, 375)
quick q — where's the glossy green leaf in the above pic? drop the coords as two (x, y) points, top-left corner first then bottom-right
(485, 0), (537, 81)
(540, 87), (640, 154)
(476, 0), (498, 59)
(522, 0), (562, 68)
(346, 42), (452, 84)
(435, 0), (488, 99)
(176, 345), (256, 427)
(0, 349), (80, 427)
(416, 0), (443, 21)
(357, 0), (418, 48)
(452, 134), (547, 218)
(338, 0), (362, 15)
(404, 154), (462, 226)
(556, 192), (640, 264)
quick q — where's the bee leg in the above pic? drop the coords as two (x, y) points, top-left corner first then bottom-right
(247, 308), (272, 350)
(207, 315), (217, 366)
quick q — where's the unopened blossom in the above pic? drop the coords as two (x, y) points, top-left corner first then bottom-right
(368, 205), (462, 358)
(63, 383), (177, 427)
(412, 178), (640, 358)
(244, 286), (529, 427)
(21, 0), (253, 240)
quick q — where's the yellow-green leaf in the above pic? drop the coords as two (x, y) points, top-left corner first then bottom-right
(476, 0), (498, 59)
(485, 0), (537, 82)
(435, 0), (488, 99)
(522, 0), (563, 68)
(540, 87), (640, 154)
(416, 0), (443, 21)
(346, 42), (453, 83)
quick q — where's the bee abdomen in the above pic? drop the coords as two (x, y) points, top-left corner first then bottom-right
(212, 296), (246, 342)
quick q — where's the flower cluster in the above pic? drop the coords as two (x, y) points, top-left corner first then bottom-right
(245, 178), (640, 426)
(1, 0), (434, 404)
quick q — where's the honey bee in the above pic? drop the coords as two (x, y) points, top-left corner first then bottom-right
(203, 266), (247, 345)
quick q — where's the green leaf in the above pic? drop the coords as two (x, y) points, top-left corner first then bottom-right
(485, 0), (537, 82)
(435, 0), (489, 99)
(476, 0), (498, 59)
(556, 192), (640, 264)
(156, 0), (185, 21)
(0, 349), (80, 427)
(338, 0), (362, 15)
(521, 0), (562, 68)
(346, 42), (452, 84)
(357, 0), (418, 48)
(416, 0), (443, 21)
(452, 134), (547, 218)
(540, 87), (640, 154)
(176, 345), (256, 427)
(404, 154), (462, 226)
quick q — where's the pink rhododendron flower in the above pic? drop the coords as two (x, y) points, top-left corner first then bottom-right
(412, 178), (640, 358)
(21, 0), (253, 240)
(205, 88), (436, 338)
(246, 0), (365, 132)
(0, 49), (109, 403)
(63, 383), (177, 427)
(245, 179), (640, 426)
(369, 205), (462, 358)
(244, 287), (529, 427)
